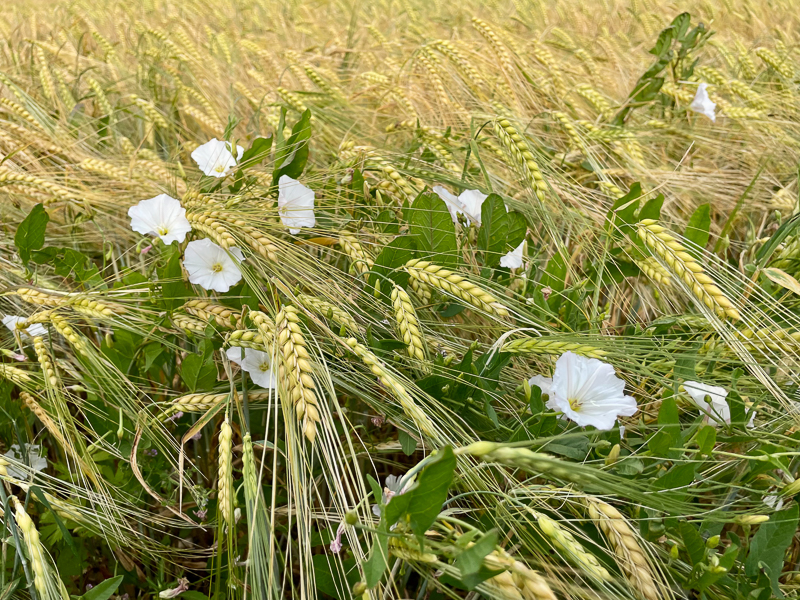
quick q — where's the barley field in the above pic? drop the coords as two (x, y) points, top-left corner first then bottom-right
(0, 0), (799, 598)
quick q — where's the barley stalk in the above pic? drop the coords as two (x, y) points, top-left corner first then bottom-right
(339, 234), (374, 277)
(276, 305), (320, 443)
(535, 513), (612, 580)
(636, 219), (740, 320)
(585, 498), (659, 600)
(501, 337), (606, 358)
(345, 337), (435, 437)
(12, 496), (49, 598)
(296, 293), (359, 333)
(218, 418), (234, 526)
(391, 284), (426, 362)
(182, 300), (241, 329)
(405, 259), (509, 318)
(494, 118), (547, 204)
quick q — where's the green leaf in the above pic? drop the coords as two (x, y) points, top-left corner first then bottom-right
(180, 593), (210, 600)
(364, 522), (390, 588)
(757, 213), (800, 267)
(685, 204), (711, 254)
(399, 430), (416, 456)
(369, 235), (415, 293)
(408, 192), (458, 268)
(0, 578), (20, 600)
(506, 211), (528, 249)
(540, 250), (568, 294)
(15, 203), (49, 265)
(477, 194), (508, 263)
(79, 576), (123, 600)
(763, 267), (800, 296)
(455, 529), (498, 577)
(696, 425), (716, 455)
(29, 486), (76, 552)
(240, 135), (273, 167)
(384, 485), (414, 528)
(313, 555), (358, 600)
(679, 521), (705, 566)
(639, 194), (664, 221)
(406, 446), (456, 537)
(272, 109), (312, 185)
(158, 244), (190, 310)
(31, 247), (103, 288)
(181, 354), (203, 392)
(745, 503), (799, 596)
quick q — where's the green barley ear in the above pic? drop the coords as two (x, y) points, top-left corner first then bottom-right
(636, 219), (740, 320)
(493, 118), (548, 204)
(344, 337), (436, 438)
(404, 259), (509, 318)
(12, 496), (50, 599)
(218, 418), (234, 526)
(390, 284), (426, 363)
(586, 498), (661, 600)
(501, 336), (606, 358)
(276, 305), (321, 443)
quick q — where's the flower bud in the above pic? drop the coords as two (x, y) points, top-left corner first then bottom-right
(352, 582), (367, 596)
(344, 511), (359, 526)
(706, 535), (720, 549)
(781, 478), (800, 498)
(463, 441), (497, 457)
(605, 444), (620, 466)
(670, 544), (679, 559)
(735, 515), (769, 525)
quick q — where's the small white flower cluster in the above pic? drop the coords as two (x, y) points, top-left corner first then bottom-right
(125, 139), (319, 294)
(433, 186), (526, 269)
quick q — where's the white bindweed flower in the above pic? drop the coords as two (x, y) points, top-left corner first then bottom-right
(500, 240), (526, 269)
(2, 315), (47, 338)
(182, 239), (244, 293)
(372, 474), (413, 518)
(458, 189), (488, 224)
(4, 444), (47, 479)
(191, 139), (244, 178)
(763, 489), (784, 511)
(684, 381), (730, 426)
(128, 194), (192, 244)
(433, 186), (488, 225)
(689, 83), (716, 122)
(278, 175), (316, 234)
(545, 351), (638, 430)
(226, 347), (277, 389)
(528, 374), (552, 397)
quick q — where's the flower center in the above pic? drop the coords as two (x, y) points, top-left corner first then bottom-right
(158, 226), (169, 235)
(212, 262), (224, 273)
(568, 397), (582, 412)
(214, 164), (226, 173)
(259, 361), (270, 372)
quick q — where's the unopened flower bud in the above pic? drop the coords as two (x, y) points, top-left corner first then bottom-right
(670, 544), (679, 559)
(706, 535), (720, 549)
(605, 444), (620, 466)
(352, 582), (367, 596)
(344, 511), (359, 526)
(735, 514), (770, 525)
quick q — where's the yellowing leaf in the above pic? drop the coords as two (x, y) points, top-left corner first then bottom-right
(763, 267), (800, 295)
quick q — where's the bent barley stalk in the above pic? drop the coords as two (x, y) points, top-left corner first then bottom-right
(345, 337), (436, 438)
(404, 259), (509, 317)
(636, 219), (740, 320)
(12, 496), (49, 599)
(296, 293), (360, 333)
